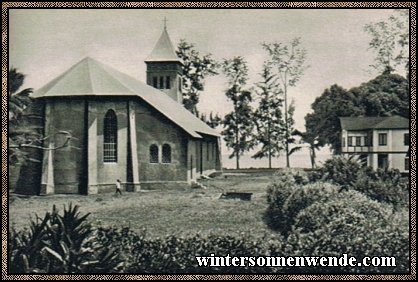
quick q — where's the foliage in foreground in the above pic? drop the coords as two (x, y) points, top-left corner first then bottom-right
(9, 204), (121, 273)
(264, 164), (409, 273)
(10, 158), (409, 274)
(9, 204), (280, 274)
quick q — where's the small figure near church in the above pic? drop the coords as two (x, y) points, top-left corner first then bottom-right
(115, 179), (122, 196)
(13, 23), (222, 196)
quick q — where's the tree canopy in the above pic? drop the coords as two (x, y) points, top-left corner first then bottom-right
(306, 73), (409, 154)
(221, 56), (255, 169)
(176, 40), (218, 114)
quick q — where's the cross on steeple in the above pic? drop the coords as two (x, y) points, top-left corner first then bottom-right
(163, 17), (168, 30)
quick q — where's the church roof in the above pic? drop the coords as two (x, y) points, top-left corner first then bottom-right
(340, 115), (409, 131)
(145, 28), (181, 63)
(32, 57), (219, 138)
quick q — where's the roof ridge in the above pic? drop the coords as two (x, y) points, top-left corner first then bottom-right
(33, 58), (87, 97)
(91, 59), (140, 95)
(85, 57), (94, 93)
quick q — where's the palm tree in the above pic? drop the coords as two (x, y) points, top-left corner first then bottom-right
(8, 68), (36, 165)
(8, 68), (33, 124)
(292, 129), (322, 169)
(8, 68), (74, 166)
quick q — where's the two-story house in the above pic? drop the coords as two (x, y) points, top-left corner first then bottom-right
(340, 115), (409, 172)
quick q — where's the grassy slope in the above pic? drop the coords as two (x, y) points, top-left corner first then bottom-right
(9, 173), (277, 238)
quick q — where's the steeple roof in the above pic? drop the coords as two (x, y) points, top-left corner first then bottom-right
(145, 28), (181, 63)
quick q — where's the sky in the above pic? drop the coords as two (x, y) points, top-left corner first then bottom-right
(9, 8), (404, 165)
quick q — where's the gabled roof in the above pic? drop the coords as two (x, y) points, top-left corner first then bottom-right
(339, 115), (409, 131)
(32, 57), (219, 138)
(145, 28), (181, 63)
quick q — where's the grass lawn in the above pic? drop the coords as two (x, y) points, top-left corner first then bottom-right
(9, 171), (277, 238)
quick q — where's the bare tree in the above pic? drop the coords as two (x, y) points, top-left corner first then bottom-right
(263, 38), (309, 167)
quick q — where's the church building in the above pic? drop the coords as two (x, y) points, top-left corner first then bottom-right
(15, 27), (222, 195)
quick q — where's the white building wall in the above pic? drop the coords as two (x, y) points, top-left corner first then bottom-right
(342, 128), (409, 172)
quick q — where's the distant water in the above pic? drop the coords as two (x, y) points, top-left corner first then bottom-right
(222, 151), (332, 169)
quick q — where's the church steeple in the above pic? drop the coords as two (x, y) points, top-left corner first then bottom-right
(145, 22), (183, 103)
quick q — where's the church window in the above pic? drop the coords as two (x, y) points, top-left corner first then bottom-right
(178, 77), (182, 91)
(160, 77), (164, 89)
(166, 76), (171, 89)
(150, 144), (159, 163)
(103, 110), (117, 162)
(153, 77), (158, 88)
(162, 144), (172, 163)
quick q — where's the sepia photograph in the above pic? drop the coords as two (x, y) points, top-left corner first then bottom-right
(4, 3), (414, 278)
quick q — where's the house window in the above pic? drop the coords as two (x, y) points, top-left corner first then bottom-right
(404, 133), (410, 146)
(405, 157), (410, 171)
(356, 136), (361, 146)
(348, 136), (353, 147)
(150, 144), (159, 163)
(162, 144), (171, 163)
(153, 77), (158, 88)
(378, 154), (389, 170)
(103, 110), (117, 162)
(160, 77), (164, 89)
(378, 133), (387, 146)
(166, 76), (171, 89)
(364, 136), (369, 146)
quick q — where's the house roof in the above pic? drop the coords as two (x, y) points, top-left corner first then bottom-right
(339, 115), (409, 131)
(144, 28), (182, 63)
(32, 57), (219, 138)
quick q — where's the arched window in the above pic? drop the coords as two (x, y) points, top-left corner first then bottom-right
(103, 110), (117, 162)
(162, 144), (172, 163)
(150, 144), (159, 163)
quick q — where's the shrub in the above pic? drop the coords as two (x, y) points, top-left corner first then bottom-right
(263, 169), (298, 233)
(281, 182), (339, 235)
(9, 204), (122, 273)
(286, 190), (409, 273)
(314, 156), (409, 207)
(10, 206), (286, 274)
(93, 227), (281, 273)
(353, 167), (409, 208)
(319, 155), (362, 190)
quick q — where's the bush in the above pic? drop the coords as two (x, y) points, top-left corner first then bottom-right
(319, 155), (362, 190)
(286, 190), (409, 273)
(9, 204), (122, 273)
(10, 206), (286, 274)
(281, 182), (339, 234)
(93, 227), (281, 273)
(263, 169), (298, 233)
(353, 167), (409, 208)
(312, 156), (409, 207)
(263, 165), (410, 273)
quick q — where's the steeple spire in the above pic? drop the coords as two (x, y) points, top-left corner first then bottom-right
(145, 23), (183, 103)
(145, 22), (181, 63)
(163, 17), (168, 30)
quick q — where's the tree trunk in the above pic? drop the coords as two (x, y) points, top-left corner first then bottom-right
(235, 126), (240, 170)
(268, 121), (272, 169)
(310, 146), (316, 169)
(284, 80), (290, 168)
